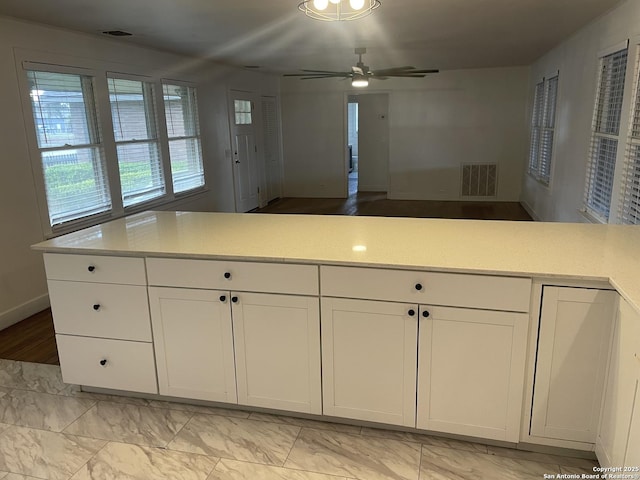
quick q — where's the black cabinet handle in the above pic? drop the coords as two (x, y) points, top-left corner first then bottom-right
(99, 359), (107, 366)
(422, 310), (430, 318)
(93, 304), (101, 311)
(408, 309), (416, 316)
(219, 295), (226, 302)
(415, 283), (423, 291)
(88, 265), (96, 272)
(224, 272), (232, 279)
(231, 296), (239, 303)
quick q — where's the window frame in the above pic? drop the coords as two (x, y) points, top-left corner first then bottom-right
(18, 55), (207, 237)
(618, 39), (640, 225)
(162, 81), (205, 194)
(107, 73), (166, 208)
(583, 42), (631, 223)
(528, 73), (559, 187)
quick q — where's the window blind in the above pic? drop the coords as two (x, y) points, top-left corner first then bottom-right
(620, 50), (640, 224)
(528, 82), (544, 176)
(528, 76), (558, 186)
(108, 77), (164, 207)
(585, 48), (628, 221)
(26, 70), (111, 226)
(539, 76), (559, 184)
(163, 83), (204, 193)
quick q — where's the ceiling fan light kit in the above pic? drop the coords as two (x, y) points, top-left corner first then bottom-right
(298, 0), (381, 22)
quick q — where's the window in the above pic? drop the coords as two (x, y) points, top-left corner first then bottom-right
(584, 48), (629, 222)
(23, 64), (206, 234)
(528, 75), (559, 185)
(108, 77), (164, 207)
(620, 50), (640, 224)
(234, 99), (252, 125)
(163, 83), (204, 193)
(26, 70), (111, 226)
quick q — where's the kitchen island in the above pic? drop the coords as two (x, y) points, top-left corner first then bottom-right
(32, 211), (640, 466)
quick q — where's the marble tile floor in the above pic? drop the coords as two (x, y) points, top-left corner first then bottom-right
(0, 359), (599, 480)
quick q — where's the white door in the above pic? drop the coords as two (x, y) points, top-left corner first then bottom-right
(532, 287), (617, 443)
(321, 297), (417, 427)
(357, 93), (389, 192)
(148, 287), (237, 403)
(417, 305), (528, 442)
(230, 91), (259, 212)
(261, 96), (283, 202)
(232, 292), (321, 414)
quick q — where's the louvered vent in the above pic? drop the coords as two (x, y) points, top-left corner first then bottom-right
(461, 164), (498, 197)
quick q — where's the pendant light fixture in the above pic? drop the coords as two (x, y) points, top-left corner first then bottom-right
(298, 0), (381, 22)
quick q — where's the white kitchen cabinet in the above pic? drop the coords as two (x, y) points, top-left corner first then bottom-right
(417, 305), (528, 442)
(531, 287), (617, 444)
(625, 364), (640, 466)
(44, 253), (158, 395)
(147, 259), (322, 414)
(321, 297), (418, 427)
(597, 298), (640, 467)
(148, 287), (237, 403)
(233, 292), (321, 414)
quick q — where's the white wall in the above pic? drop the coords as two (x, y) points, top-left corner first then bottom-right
(280, 66), (530, 201)
(521, 0), (640, 222)
(358, 93), (389, 192)
(0, 16), (278, 328)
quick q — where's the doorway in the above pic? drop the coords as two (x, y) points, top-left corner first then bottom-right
(346, 93), (389, 196)
(229, 90), (259, 212)
(347, 97), (359, 196)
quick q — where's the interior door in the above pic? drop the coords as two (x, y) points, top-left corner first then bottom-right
(261, 96), (283, 202)
(229, 90), (259, 212)
(358, 93), (389, 192)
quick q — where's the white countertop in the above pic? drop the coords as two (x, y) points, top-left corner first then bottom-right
(32, 210), (640, 313)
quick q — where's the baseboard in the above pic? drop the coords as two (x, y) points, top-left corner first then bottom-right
(0, 293), (50, 331)
(520, 200), (541, 221)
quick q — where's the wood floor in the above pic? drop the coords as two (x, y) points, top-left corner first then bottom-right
(255, 192), (532, 221)
(0, 308), (58, 365)
(1, 193), (532, 365)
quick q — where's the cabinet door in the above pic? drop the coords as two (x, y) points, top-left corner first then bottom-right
(417, 306), (528, 442)
(597, 298), (640, 467)
(232, 292), (321, 414)
(321, 298), (417, 427)
(532, 287), (617, 444)
(148, 287), (237, 403)
(625, 368), (640, 467)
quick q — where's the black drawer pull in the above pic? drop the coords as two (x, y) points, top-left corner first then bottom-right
(224, 272), (232, 279)
(422, 310), (430, 318)
(93, 304), (101, 311)
(219, 295), (227, 302)
(231, 296), (239, 303)
(415, 283), (423, 291)
(408, 309), (416, 316)
(88, 265), (96, 272)
(99, 359), (107, 366)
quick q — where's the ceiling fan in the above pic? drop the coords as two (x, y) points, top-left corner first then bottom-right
(284, 48), (438, 87)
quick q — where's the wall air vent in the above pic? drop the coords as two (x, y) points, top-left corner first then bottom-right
(461, 163), (498, 197)
(102, 30), (133, 37)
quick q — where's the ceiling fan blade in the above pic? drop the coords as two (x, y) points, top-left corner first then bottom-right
(299, 74), (352, 80)
(283, 73), (350, 78)
(406, 69), (439, 74)
(382, 73), (428, 78)
(300, 69), (351, 75)
(370, 67), (416, 75)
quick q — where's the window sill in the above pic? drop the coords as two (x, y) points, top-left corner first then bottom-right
(47, 187), (210, 239)
(578, 209), (607, 224)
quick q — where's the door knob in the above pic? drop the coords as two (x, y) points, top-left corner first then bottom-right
(408, 309), (416, 316)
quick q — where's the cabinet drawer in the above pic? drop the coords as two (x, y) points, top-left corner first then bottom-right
(147, 258), (318, 295)
(44, 253), (146, 285)
(321, 266), (531, 312)
(48, 281), (151, 341)
(56, 335), (157, 394)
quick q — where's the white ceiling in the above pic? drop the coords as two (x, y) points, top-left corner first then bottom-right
(0, 0), (623, 73)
